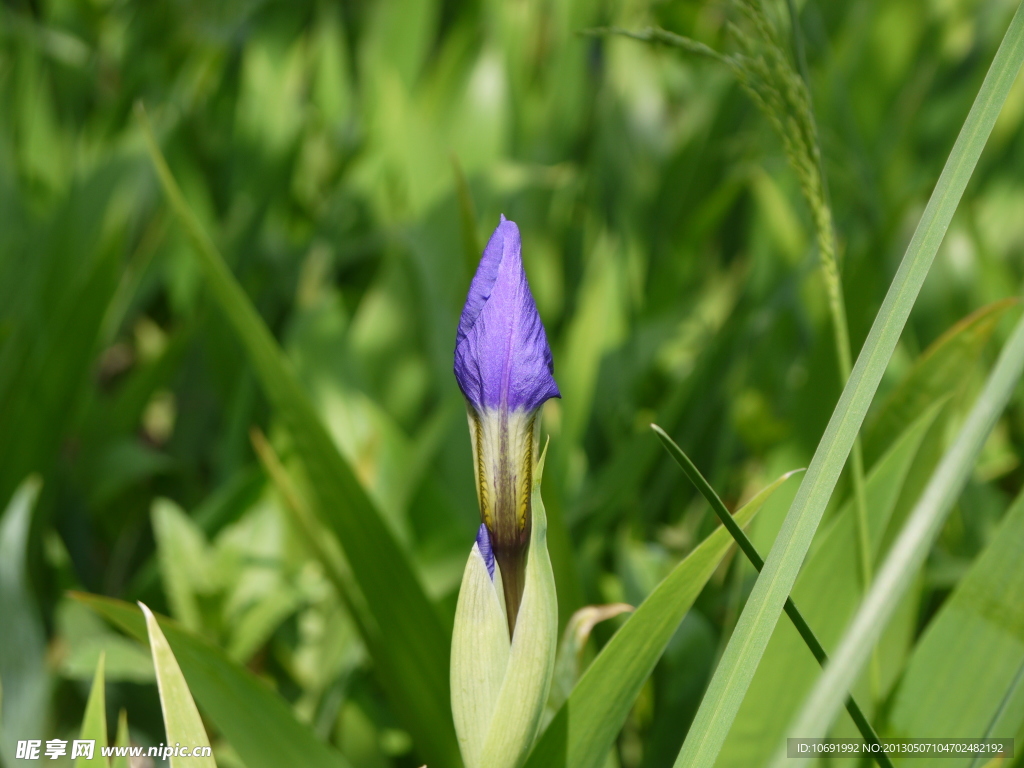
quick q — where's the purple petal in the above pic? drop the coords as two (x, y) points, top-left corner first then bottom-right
(454, 216), (560, 414)
(475, 523), (496, 580)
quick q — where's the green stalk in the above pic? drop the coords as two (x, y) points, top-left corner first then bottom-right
(736, 0), (878, 655)
(651, 426), (893, 768)
(810, 131), (878, 699)
(815, 178), (874, 624)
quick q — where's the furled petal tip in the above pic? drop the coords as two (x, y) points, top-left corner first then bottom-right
(475, 523), (495, 580)
(454, 216), (560, 415)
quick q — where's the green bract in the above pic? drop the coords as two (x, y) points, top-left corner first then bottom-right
(451, 454), (558, 768)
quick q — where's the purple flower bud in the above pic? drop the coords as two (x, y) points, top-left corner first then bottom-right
(475, 524), (495, 580)
(454, 216), (559, 633)
(454, 216), (560, 414)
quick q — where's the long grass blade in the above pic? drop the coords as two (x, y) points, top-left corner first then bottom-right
(715, 400), (944, 767)
(673, 4), (1024, 766)
(248, 427), (379, 650)
(110, 710), (130, 768)
(0, 477), (47, 768)
(775, 302), (1024, 758)
(140, 602), (217, 768)
(75, 594), (352, 768)
(969, 659), (1024, 768)
(135, 104), (459, 768)
(882, 485), (1024, 768)
(651, 425), (891, 768)
(76, 653), (109, 768)
(524, 469), (799, 768)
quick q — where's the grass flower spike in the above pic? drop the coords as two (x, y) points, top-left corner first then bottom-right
(451, 217), (559, 768)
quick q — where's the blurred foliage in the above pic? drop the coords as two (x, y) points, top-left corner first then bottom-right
(1, 0), (1024, 766)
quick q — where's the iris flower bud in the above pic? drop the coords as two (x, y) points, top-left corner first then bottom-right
(453, 215), (560, 634)
(450, 217), (559, 768)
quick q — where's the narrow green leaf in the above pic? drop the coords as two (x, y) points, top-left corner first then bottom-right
(451, 154), (481, 284)
(110, 710), (130, 768)
(76, 653), (109, 768)
(546, 230), (629, 617)
(779, 305), (1024, 755)
(544, 604), (634, 726)
(151, 499), (212, 634)
(0, 172), (123, 509)
(140, 602), (216, 768)
(674, 6), (1024, 766)
(969, 659), (1024, 768)
(55, 597), (155, 684)
(703, 403), (941, 767)
(864, 298), (1015, 464)
(888, 488), (1024, 763)
(136, 106), (459, 768)
(654, 416), (942, 768)
(249, 427), (369, 630)
(74, 593), (352, 768)
(0, 476), (48, 768)
(523, 468), (799, 768)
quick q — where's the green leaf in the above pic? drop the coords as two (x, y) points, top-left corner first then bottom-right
(716, 402), (941, 766)
(546, 229), (629, 615)
(558, 232), (627, 450)
(248, 427), (381, 673)
(523, 468), (799, 768)
(0, 171), (123, 509)
(477, 456), (558, 768)
(140, 602), (217, 768)
(887, 488), (1024, 763)
(863, 298), (1016, 465)
(56, 597), (155, 684)
(74, 593), (351, 768)
(0, 476), (48, 768)
(544, 604), (634, 726)
(76, 653), (109, 768)
(781, 306), (1024, 753)
(652, 425), (894, 767)
(451, 155), (481, 284)
(451, 540), (510, 768)
(673, 6), (1024, 766)
(151, 499), (213, 634)
(110, 710), (130, 768)
(137, 106), (459, 768)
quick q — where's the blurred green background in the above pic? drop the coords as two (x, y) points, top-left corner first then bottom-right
(2, 0), (1024, 765)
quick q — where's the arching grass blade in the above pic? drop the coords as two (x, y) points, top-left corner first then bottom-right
(651, 425), (891, 768)
(776, 301), (1024, 760)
